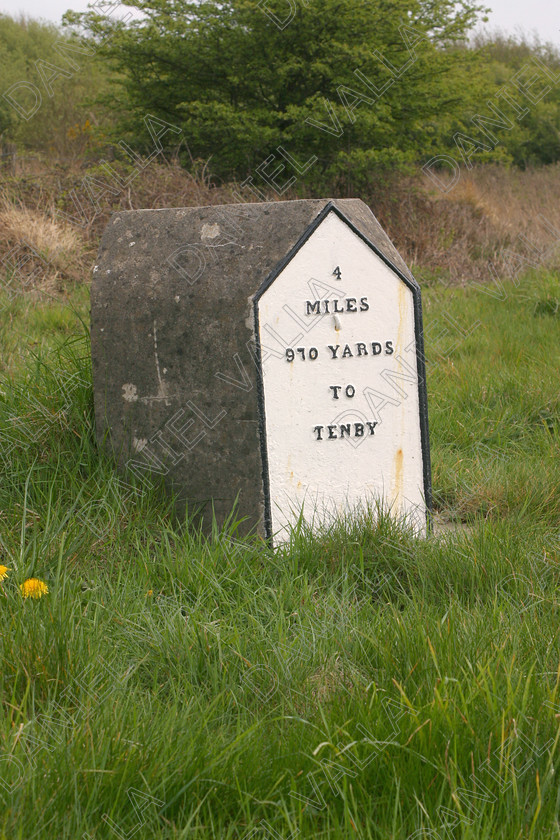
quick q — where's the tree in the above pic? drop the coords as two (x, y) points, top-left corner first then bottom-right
(469, 32), (560, 168)
(64, 0), (492, 190)
(0, 14), (116, 161)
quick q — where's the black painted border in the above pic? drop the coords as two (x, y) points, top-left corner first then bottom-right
(253, 201), (433, 541)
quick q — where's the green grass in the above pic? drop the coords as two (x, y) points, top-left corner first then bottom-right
(0, 267), (559, 839)
(426, 268), (560, 524)
(0, 284), (90, 377)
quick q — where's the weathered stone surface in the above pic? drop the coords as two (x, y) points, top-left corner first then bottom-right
(91, 198), (431, 538)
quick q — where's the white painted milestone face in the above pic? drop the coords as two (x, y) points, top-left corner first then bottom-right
(256, 210), (427, 541)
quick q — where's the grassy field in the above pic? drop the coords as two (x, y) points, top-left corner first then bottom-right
(0, 262), (559, 839)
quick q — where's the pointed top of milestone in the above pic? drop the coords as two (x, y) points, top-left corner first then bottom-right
(96, 197), (415, 292)
(253, 199), (418, 304)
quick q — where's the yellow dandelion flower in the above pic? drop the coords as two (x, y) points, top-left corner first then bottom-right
(19, 578), (49, 599)
(0, 565), (9, 581)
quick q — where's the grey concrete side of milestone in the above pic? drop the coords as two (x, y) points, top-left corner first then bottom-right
(91, 197), (411, 536)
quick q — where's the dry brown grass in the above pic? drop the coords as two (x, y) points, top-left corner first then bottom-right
(0, 198), (82, 263)
(451, 165), (560, 247)
(0, 157), (238, 304)
(0, 195), (86, 304)
(397, 163), (560, 284)
(1, 157), (559, 297)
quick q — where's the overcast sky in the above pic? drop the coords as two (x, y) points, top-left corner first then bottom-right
(0, 0), (558, 47)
